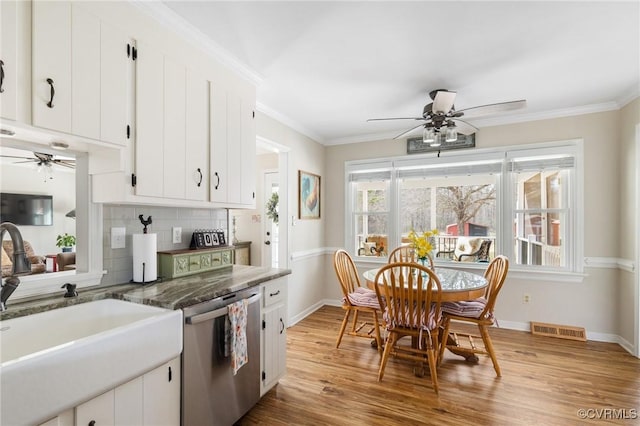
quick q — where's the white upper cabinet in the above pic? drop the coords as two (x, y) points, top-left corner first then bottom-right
(185, 69), (210, 202)
(32, 2), (131, 145)
(210, 81), (256, 207)
(0, 0), (30, 123)
(32, 1), (72, 133)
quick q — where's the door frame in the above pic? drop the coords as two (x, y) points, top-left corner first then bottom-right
(257, 136), (290, 270)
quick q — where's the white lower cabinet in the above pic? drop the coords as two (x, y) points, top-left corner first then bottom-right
(261, 277), (288, 395)
(38, 357), (180, 426)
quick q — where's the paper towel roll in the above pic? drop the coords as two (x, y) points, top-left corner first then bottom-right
(133, 233), (157, 283)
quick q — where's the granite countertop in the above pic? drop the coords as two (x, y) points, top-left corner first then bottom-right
(0, 265), (291, 320)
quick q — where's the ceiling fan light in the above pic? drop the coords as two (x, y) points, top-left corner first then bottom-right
(430, 132), (442, 147)
(423, 126), (435, 143)
(445, 126), (458, 142)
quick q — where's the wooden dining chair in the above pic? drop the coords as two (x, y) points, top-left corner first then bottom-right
(438, 255), (509, 376)
(333, 249), (383, 353)
(374, 262), (443, 394)
(387, 245), (434, 269)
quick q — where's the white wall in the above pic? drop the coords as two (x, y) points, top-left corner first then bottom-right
(1, 161), (76, 255)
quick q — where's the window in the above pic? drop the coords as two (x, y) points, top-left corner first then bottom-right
(344, 141), (582, 273)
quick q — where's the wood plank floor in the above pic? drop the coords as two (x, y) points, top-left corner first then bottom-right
(238, 305), (640, 425)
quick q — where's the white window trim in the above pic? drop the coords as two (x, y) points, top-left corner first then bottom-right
(345, 139), (585, 282)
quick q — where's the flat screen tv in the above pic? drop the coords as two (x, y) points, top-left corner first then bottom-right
(0, 193), (53, 226)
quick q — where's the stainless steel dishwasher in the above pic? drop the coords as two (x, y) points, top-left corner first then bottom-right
(182, 287), (261, 426)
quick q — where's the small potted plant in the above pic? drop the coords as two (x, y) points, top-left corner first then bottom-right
(56, 233), (76, 252)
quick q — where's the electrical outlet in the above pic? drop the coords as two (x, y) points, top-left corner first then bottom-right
(523, 293), (531, 304)
(172, 227), (182, 244)
(111, 227), (126, 249)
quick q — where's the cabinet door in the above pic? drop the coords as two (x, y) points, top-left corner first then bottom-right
(135, 41), (164, 197)
(262, 303), (287, 394)
(210, 82), (228, 202)
(100, 21), (130, 146)
(75, 390), (115, 426)
(162, 57), (186, 199)
(185, 69), (209, 201)
(143, 357), (181, 426)
(114, 376), (143, 425)
(71, 4), (100, 140)
(32, 1), (72, 132)
(38, 409), (74, 426)
(0, 1), (18, 121)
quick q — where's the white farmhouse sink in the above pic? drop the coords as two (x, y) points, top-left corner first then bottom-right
(0, 299), (183, 426)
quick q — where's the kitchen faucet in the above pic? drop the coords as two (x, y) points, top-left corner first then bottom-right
(1, 222), (32, 311)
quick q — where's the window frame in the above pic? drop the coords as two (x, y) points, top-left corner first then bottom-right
(344, 139), (585, 280)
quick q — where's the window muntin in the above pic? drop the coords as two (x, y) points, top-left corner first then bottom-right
(345, 142), (581, 272)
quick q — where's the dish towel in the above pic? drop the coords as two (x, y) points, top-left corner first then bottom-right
(228, 299), (248, 375)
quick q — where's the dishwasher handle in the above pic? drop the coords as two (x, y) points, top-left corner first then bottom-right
(185, 292), (261, 325)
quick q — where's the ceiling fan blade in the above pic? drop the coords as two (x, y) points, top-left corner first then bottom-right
(432, 90), (457, 114)
(0, 155), (35, 160)
(452, 119), (478, 135)
(367, 117), (426, 122)
(457, 99), (526, 118)
(393, 123), (425, 139)
(55, 162), (76, 169)
(12, 160), (37, 164)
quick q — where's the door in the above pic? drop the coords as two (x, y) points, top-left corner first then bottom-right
(263, 171), (279, 268)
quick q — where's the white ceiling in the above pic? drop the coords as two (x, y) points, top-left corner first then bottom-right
(155, 1), (639, 145)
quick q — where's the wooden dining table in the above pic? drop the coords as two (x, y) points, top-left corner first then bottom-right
(362, 266), (488, 302)
(363, 266), (488, 362)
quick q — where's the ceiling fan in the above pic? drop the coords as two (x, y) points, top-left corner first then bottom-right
(0, 151), (75, 179)
(367, 89), (526, 146)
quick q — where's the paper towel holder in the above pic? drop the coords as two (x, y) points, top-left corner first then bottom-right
(139, 215), (152, 233)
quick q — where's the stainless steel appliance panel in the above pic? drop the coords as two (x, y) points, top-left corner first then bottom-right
(182, 290), (261, 426)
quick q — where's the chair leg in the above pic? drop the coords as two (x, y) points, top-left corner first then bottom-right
(426, 347), (439, 394)
(438, 317), (451, 366)
(378, 332), (396, 382)
(372, 311), (383, 355)
(336, 309), (351, 348)
(479, 325), (501, 377)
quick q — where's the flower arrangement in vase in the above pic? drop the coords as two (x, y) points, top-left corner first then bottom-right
(407, 229), (438, 264)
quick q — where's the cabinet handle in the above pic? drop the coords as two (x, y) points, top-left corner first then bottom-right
(214, 172), (220, 190)
(196, 168), (203, 187)
(168, 366), (172, 382)
(46, 78), (55, 108)
(0, 60), (5, 93)
(280, 318), (285, 334)
(269, 290), (280, 297)
(88, 421), (96, 426)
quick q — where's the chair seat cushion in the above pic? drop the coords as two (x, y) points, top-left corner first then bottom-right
(442, 297), (488, 318)
(383, 302), (441, 331)
(345, 287), (380, 309)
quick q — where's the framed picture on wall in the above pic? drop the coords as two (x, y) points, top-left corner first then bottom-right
(298, 170), (321, 219)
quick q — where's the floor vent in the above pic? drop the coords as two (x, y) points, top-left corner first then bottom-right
(530, 322), (586, 341)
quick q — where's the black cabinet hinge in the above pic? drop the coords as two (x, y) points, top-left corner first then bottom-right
(131, 173), (137, 187)
(126, 124), (130, 139)
(262, 319), (266, 330)
(262, 371), (266, 381)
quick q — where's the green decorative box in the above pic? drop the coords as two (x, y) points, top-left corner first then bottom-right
(157, 247), (233, 279)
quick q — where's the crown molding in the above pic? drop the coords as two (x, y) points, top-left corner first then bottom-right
(256, 102), (325, 144)
(129, 0), (263, 86)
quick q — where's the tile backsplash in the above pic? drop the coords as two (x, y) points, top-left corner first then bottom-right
(102, 205), (228, 285)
